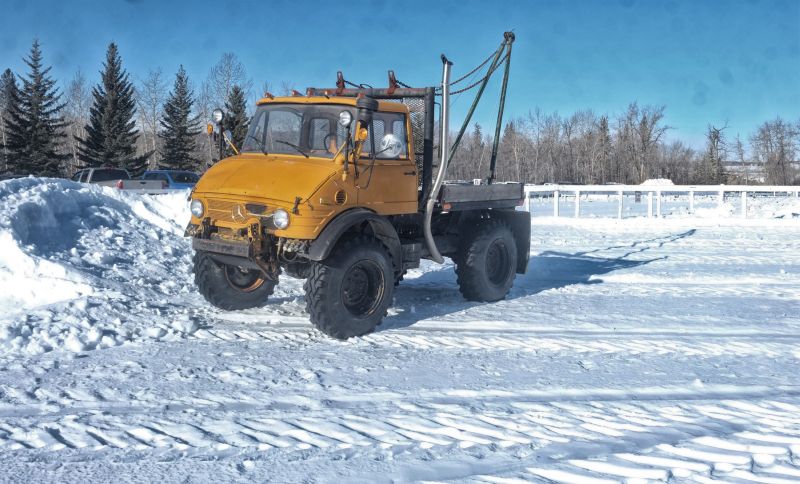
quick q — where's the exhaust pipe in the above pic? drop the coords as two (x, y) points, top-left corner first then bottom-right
(423, 55), (452, 264)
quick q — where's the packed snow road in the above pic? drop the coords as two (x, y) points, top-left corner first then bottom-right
(1, 178), (799, 483)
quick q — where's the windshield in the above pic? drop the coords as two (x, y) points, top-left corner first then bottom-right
(242, 104), (352, 158)
(92, 169), (130, 181)
(172, 172), (199, 183)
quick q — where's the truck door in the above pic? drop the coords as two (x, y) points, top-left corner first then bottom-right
(356, 112), (418, 215)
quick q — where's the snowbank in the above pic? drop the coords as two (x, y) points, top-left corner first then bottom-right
(0, 178), (196, 356)
(640, 178), (675, 186)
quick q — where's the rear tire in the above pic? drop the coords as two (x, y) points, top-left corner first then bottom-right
(304, 235), (394, 340)
(455, 219), (517, 302)
(193, 251), (275, 310)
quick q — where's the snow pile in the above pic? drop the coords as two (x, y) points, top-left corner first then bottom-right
(692, 194), (800, 219)
(0, 178), (197, 356)
(640, 178), (675, 186)
(742, 195), (800, 219)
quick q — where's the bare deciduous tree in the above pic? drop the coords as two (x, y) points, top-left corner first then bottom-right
(136, 69), (167, 169)
(279, 81), (296, 97)
(207, 53), (251, 109)
(258, 81), (272, 103)
(730, 134), (748, 183)
(195, 80), (216, 169)
(64, 69), (90, 174)
(750, 117), (799, 185)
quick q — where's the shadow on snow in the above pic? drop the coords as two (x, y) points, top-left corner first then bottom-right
(379, 229), (696, 332)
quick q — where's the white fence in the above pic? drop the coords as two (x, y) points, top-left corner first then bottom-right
(524, 184), (800, 219)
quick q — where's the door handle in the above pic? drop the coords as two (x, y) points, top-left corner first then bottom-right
(404, 171), (417, 176)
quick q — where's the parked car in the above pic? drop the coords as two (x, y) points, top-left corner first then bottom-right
(0, 173), (26, 181)
(71, 167), (167, 193)
(141, 170), (200, 189)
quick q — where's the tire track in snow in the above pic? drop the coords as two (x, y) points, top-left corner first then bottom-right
(2, 393), (800, 483)
(189, 322), (800, 359)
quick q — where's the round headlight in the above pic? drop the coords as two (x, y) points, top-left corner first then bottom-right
(272, 209), (289, 229)
(338, 110), (352, 128)
(212, 108), (224, 124)
(190, 199), (204, 218)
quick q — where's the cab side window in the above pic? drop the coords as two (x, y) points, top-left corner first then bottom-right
(362, 112), (408, 160)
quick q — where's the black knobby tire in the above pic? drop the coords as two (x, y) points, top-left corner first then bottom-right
(304, 235), (394, 340)
(193, 251), (276, 310)
(455, 219), (518, 302)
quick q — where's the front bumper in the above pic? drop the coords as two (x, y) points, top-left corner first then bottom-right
(191, 237), (251, 258)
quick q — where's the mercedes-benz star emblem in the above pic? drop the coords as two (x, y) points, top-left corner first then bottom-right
(231, 204), (247, 223)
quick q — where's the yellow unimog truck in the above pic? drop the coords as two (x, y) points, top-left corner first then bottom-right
(185, 33), (529, 339)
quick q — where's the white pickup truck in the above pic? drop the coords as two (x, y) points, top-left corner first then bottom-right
(71, 168), (169, 194)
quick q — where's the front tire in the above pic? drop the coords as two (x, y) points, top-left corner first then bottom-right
(193, 251), (275, 310)
(304, 235), (394, 340)
(455, 219), (517, 302)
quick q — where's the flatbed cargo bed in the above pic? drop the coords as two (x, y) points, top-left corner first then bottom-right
(439, 182), (524, 211)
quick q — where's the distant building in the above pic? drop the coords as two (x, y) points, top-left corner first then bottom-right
(722, 161), (800, 184)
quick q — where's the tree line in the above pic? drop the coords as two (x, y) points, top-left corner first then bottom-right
(0, 39), (798, 185)
(0, 40), (252, 177)
(450, 106), (800, 186)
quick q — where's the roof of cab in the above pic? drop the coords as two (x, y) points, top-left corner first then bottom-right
(255, 95), (408, 113)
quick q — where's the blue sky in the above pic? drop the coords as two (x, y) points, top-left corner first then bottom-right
(1, 0), (798, 148)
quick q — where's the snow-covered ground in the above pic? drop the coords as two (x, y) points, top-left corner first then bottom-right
(1, 178), (800, 483)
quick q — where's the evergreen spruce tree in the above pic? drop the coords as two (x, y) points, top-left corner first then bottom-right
(78, 42), (148, 174)
(159, 66), (201, 171)
(4, 41), (68, 176)
(224, 85), (249, 150)
(0, 69), (19, 173)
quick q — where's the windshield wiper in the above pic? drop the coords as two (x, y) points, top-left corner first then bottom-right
(275, 140), (309, 158)
(246, 134), (268, 155)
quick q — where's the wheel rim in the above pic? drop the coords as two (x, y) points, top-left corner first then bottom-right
(485, 239), (511, 285)
(224, 266), (265, 293)
(340, 260), (385, 317)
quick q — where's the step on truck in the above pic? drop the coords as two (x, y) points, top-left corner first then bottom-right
(185, 32), (530, 339)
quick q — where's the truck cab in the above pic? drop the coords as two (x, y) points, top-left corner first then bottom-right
(189, 96), (418, 244)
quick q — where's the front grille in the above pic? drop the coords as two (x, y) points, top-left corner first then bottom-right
(207, 199), (239, 223)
